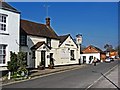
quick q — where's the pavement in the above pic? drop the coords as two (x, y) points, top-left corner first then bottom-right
(2, 61), (118, 88)
(1, 64), (87, 85)
(89, 63), (119, 89)
(3, 61), (119, 89)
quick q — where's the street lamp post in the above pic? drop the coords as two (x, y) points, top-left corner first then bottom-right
(76, 34), (82, 65)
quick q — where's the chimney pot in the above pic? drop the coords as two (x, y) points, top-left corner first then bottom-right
(46, 17), (50, 26)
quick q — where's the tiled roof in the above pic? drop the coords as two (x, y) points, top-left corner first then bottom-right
(20, 19), (59, 39)
(90, 45), (103, 52)
(0, 2), (20, 13)
(58, 34), (70, 44)
(31, 42), (51, 50)
(58, 34), (78, 47)
(82, 45), (104, 53)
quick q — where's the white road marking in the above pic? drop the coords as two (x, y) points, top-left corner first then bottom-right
(85, 64), (118, 90)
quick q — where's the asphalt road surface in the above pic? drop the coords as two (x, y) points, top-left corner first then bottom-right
(3, 60), (118, 88)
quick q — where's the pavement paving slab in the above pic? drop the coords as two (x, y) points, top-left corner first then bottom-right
(90, 64), (119, 89)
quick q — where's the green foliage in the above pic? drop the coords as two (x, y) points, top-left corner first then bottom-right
(7, 51), (28, 79)
(17, 52), (27, 67)
(104, 44), (113, 51)
(17, 67), (28, 76)
(7, 52), (18, 73)
(115, 45), (120, 57)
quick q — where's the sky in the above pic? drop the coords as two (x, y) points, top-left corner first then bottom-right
(9, 2), (118, 50)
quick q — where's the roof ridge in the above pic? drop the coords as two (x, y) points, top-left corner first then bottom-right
(1, 2), (20, 13)
(21, 19), (45, 26)
(21, 19), (59, 39)
(59, 34), (70, 37)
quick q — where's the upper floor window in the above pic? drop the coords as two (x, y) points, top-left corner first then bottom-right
(20, 35), (27, 46)
(0, 14), (8, 32)
(0, 45), (7, 64)
(0, 24), (6, 31)
(47, 38), (51, 47)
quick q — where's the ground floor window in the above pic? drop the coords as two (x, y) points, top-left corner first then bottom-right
(70, 50), (75, 60)
(89, 56), (93, 63)
(0, 45), (7, 64)
(83, 56), (86, 64)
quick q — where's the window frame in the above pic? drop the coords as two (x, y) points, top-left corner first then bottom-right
(0, 44), (7, 65)
(0, 14), (8, 33)
(20, 35), (27, 46)
(70, 50), (75, 60)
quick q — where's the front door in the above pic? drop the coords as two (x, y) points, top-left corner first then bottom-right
(41, 51), (46, 67)
(32, 51), (36, 68)
(50, 53), (54, 65)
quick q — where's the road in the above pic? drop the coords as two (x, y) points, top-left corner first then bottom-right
(3, 60), (118, 88)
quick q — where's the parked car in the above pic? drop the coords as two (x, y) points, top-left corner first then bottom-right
(105, 58), (111, 63)
(110, 58), (114, 62)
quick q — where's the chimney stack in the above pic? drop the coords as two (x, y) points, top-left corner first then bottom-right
(46, 17), (50, 26)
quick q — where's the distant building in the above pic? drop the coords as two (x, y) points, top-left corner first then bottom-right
(104, 49), (118, 59)
(81, 45), (105, 64)
(0, 2), (20, 71)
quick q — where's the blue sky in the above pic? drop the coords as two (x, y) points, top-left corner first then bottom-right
(9, 2), (118, 50)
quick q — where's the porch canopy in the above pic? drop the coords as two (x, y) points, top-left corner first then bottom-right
(31, 41), (51, 51)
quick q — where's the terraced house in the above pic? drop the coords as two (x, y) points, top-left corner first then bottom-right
(0, 2), (81, 70)
(20, 18), (80, 68)
(0, 2), (20, 71)
(20, 18), (60, 68)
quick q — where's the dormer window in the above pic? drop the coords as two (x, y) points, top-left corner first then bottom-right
(0, 14), (8, 32)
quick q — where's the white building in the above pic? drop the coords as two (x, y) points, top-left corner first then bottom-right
(56, 34), (80, 66)
(0, 2), (20, 71)
(0, 2), (81, 70)
(81, 45), (103, 64)
(20, 18), (60, 68)
(20, 18), (81, 68)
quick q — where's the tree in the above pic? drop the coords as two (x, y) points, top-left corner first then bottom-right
(7, 51), (28, 78)
(7, 52), (18, 75)
(17, 52), (28, 76)
(104, 44), (113, 51)
(115, 45), (120, 57)
(17, 52), (27, 67)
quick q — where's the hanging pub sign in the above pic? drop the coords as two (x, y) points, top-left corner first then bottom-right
(76, 34), (82, 45)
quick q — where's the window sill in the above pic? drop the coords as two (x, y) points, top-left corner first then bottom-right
(0, 32), (9, 35)
(0, 64), (7, 67)
(70, 59), (76, 60)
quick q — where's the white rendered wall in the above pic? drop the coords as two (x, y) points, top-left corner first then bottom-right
(0, 9), (20, 68)
(81, 53), (100, 64)
(54, 36), (80, 66)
